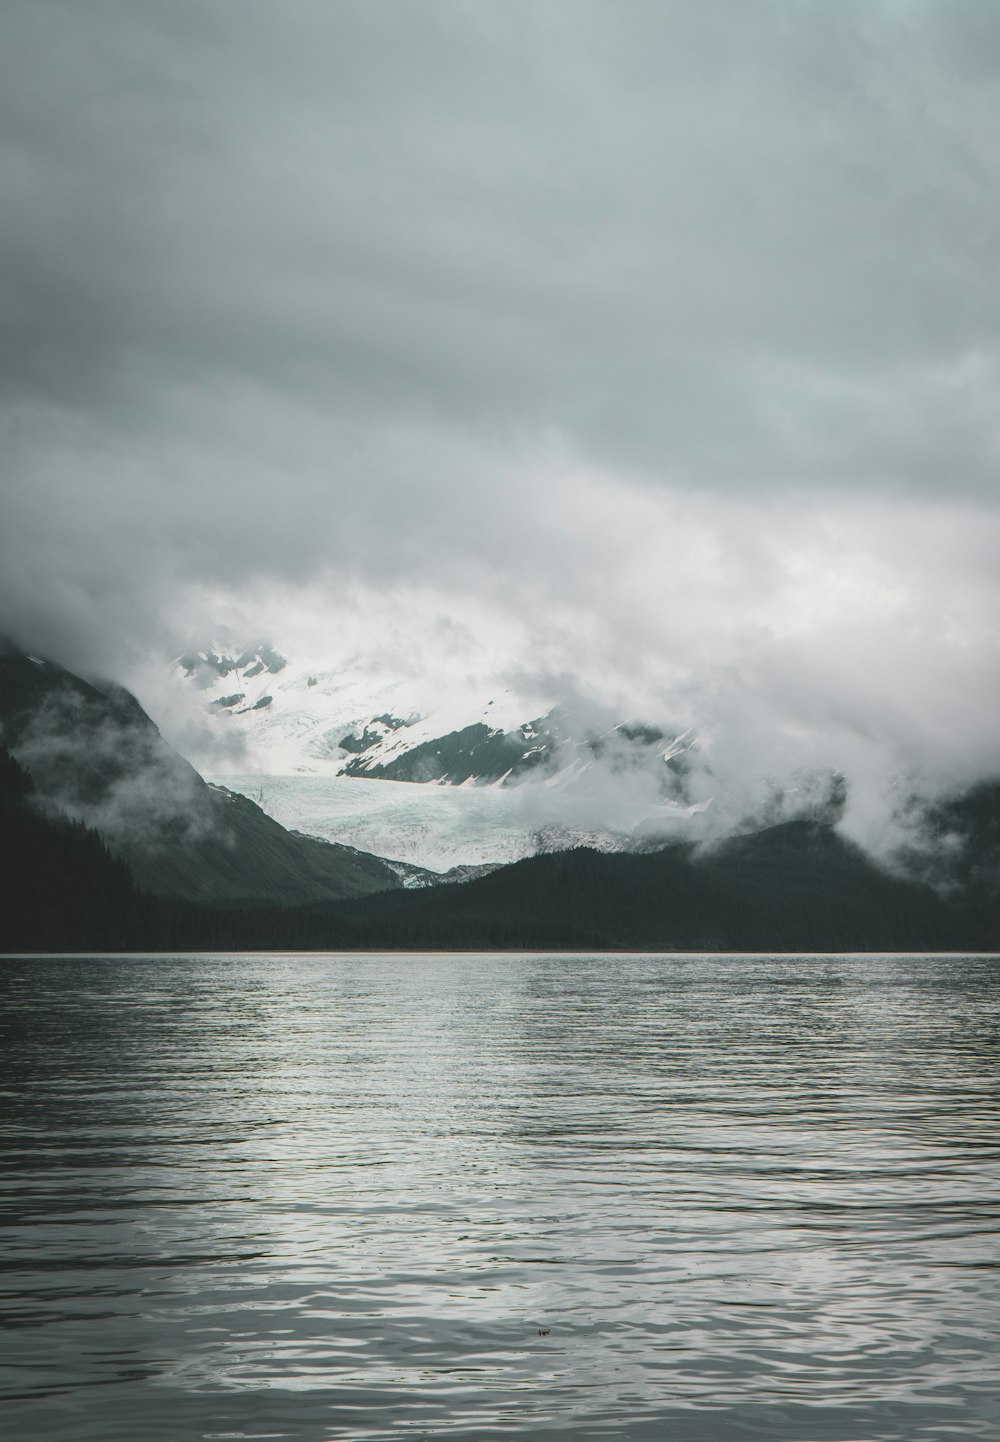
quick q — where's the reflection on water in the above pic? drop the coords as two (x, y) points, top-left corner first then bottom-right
(1, 953), (998, 1441)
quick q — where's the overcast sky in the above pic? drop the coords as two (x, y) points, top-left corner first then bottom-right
(2, 0), (999, 817)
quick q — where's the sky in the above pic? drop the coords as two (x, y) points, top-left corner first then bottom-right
(2, 0), (999, 838)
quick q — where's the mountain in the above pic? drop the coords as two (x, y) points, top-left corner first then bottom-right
(171, 639), (520, 777)
(164, 639), (709, 869)
(170, 641), (696, 788)
(898, 779), (1000, 894)
(3, 638), (996, 953)
(2, 639), (996, 951)
(162, 640), (1000, 896)
(0, 641), (421, 905)
(307, 819), (995, 952)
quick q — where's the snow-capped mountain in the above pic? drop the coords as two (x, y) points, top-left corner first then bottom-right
(167, 641), (706, 870)
(174, 640), (558, 779)
(173, 641), (697, 790)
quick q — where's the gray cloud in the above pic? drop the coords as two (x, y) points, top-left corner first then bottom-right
(1, 0), (998, 822)
(6, 1), (1000, 481)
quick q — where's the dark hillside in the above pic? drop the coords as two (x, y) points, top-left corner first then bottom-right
(301, 823), (980, 953)
(0, 641), (410, 905)
(0, 746), (147, 951)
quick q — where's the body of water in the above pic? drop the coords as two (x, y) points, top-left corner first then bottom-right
(1, 952), (998, 1440)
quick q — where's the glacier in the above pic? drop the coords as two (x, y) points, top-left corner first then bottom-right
(210, 771), (696, 873)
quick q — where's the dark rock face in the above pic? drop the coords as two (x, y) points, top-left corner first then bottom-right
(178, 643), (286, 689)
(341, 720), (555, 784)
(337, 707), (699, 792)
(339, 714), (409, 754)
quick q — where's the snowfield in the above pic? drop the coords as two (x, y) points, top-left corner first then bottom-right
(172, 641), (556, 779)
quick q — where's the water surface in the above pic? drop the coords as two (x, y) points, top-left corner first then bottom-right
(2, 952), (998, 1440)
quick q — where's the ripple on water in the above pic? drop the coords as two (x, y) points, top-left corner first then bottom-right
(0, 952), (998, 1440)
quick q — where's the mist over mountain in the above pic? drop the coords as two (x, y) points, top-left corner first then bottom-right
(145, 633), (982, 887)
(3, 694), (997, 955)
(1, 638), (996, 956)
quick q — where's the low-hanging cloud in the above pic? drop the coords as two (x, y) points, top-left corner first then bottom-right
(1, 0), (999, 854)
(11, 687), (220, 852)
